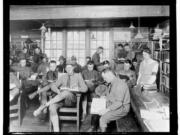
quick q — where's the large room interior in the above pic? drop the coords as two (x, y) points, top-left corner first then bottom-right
(9, 5), (170, 132)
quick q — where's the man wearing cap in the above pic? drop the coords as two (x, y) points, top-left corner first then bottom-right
(33, 61), (88, 132)
(81, 60), (101, 121)
(56, 55), (66, 73)
(37, 53), (49, 75)
(71, 56), (82, 73)
(92, 46), (104, 71)
(32, 47), (43, 72)
(18, 47), (30, 61)
(136, 48), (159, 88)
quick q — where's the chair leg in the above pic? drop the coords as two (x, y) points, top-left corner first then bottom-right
(77, 96), (80, 132)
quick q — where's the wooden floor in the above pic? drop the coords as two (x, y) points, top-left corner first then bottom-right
(9, 98), (141, 132)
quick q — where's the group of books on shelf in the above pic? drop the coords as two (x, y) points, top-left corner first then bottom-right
(162, 63), (170, 76)
(153, 51), (169, 62)
(161, 76), (169, 89)
(140, 99), (169, 132)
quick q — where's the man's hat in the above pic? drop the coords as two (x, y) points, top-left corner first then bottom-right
(71, 56), (77, 61)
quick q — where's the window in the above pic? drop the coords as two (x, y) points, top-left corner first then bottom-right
(44, 31), (63, 61)
(90, 30), (110, 62)
(67, 31), (86, 66)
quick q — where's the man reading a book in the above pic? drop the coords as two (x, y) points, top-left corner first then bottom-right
(33, 61), (87, 132)
(88, 68), (130, 132)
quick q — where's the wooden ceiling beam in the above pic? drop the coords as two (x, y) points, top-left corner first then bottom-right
(10, 6), (169, 20)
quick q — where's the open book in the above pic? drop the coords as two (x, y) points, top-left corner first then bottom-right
(90, 98), (106, 115)
(60, 87), (79, 92)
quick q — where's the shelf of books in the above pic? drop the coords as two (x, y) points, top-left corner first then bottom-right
(152, 33), (169, 94)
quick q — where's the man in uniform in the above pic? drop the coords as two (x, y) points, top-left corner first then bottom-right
(92, 46), (104, 71)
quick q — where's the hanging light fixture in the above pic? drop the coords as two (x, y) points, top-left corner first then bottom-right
(135, 17), (144, 39)
(129, 22), (135, 29)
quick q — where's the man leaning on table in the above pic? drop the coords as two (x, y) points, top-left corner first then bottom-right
(88, 68), (130, 132)
(33, 60), (88, 132)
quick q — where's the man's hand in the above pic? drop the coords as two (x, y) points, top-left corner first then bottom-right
(98, 108), (110, 116)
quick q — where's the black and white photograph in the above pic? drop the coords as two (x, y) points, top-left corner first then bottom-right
(3, 2), (178, 134)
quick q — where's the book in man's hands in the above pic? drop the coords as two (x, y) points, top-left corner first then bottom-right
(90, 98), (106, 115)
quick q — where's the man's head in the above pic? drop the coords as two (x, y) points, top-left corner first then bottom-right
(87, 61), (94, 71)
(117, 44), (123, 50)
(59, 56), (65, 65)
(124, 60), (132, 71)
(97, 46), (104, 54)
(19, 58), (26, 67)
(23, 47), (28, 54)
(49, 60), (57, 71)
(101, 68), (116, 83)
(42, 53), (48, 63)
(85, 56), (91, 64)
(71, 56), (77, 65)
(66, 61), (74, 75)
(142, 48), (151, 60)
(102, 60), (110, 68)
(124, 44), (131, 52)
(35, 47), (40, 54)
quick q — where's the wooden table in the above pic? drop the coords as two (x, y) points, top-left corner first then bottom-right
(129, 87), (169, 132)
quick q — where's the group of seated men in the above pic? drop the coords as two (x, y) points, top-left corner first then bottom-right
(9, 44), (159, 132)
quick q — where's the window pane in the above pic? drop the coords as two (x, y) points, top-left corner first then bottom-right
(74, 31), (79, 40)
(57, 41), (63, 49)
(67, 41), (74, 49)
(57, 32), (62, 40)
(68, 32), (73, 40)
(74, 41), (79, 49)
(57, 50), (63, 58)
(52, 41), (57, 49)
(80, 32), (85, 41)
(51, 32), (56, 40)
(97, 31), (103, 40)
(45, 41), (50, 49)
(67, 50), (73, 57)
(45, 32), (50, 40)
(45, 50), (50, 58)
(91, 41), (97, 49)
(79, 41), (85, 49)
(91, 49), (96, 57)
(97, 41), (103, 47)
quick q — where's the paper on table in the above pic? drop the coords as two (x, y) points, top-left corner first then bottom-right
(10, 83), (16, 89)
(144, 119), (169, 132)
(140, 109), (163, 120)
(90, 98), (106, 114)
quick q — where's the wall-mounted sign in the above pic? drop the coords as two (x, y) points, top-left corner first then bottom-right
(21, 35), (29, 39)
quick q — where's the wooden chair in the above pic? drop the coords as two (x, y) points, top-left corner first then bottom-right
(48, 92), (82, 132)
(10, 72), (22, 126)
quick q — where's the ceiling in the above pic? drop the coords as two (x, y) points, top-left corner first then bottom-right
(10, 17), (169, 32)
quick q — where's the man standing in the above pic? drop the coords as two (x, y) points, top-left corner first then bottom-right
(124, 44), (135, 61)
(88, 68), (130, 132)
(33, 61), (88, 132)
(92, 46), (104, 71)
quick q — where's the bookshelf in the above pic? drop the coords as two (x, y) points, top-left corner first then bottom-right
(152, 34), (169, 94)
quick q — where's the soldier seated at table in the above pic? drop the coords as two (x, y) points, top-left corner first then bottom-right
(33, 61), (88, 132)
(11, 56), (40, 109)
(81, 60), (101, 121)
